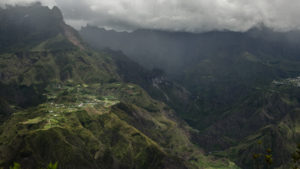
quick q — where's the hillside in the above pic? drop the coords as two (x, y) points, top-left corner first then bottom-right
(80, 26), (300, 168)
(0, 4), (239, 169)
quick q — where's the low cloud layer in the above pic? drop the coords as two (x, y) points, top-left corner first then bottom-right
(1, 0), (300, 32)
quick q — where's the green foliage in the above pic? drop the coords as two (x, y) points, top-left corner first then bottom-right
(9, 163), (21, 169)
(3, 162), (58, 169)
(291, 144), (300, 169)
(45, 162), (58, 169)
(252, 141), (273, 169)
(0, 81), (240, 169)
(252, 142), (300, 169)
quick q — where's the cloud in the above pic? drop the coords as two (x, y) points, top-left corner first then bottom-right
(1, 0), (300, 32)
(0, 0), (56, 7)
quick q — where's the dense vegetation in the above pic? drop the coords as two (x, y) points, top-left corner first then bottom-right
(80, 25), (300, 168)
(1, 3), (299, 169)
(0, 4), (239, 169)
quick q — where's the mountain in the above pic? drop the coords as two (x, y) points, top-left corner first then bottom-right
(0, 4), (239, 169)
(80, 26), (300, 168)
(95, 49), (198, 123)
(80, 26), (300, 75)
(196, 78), (300, 168)
(80, 26), (300, 128)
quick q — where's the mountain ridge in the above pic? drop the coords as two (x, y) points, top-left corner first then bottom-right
(0, 4), (239, 169)
(80, 24), (300, 169)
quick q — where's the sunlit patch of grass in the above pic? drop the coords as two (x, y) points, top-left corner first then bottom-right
(21, 117), (44, 125)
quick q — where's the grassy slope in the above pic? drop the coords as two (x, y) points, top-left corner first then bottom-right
(79, 27), (300, 169)
(0, 24), (239, 169)
(204, 79), (300, 169)
(79, 18), (300, 169)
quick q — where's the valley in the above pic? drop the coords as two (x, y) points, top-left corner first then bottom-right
(0, 2), (299, 169)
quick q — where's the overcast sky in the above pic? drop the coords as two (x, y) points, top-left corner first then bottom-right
(1, 0), (300, 32)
